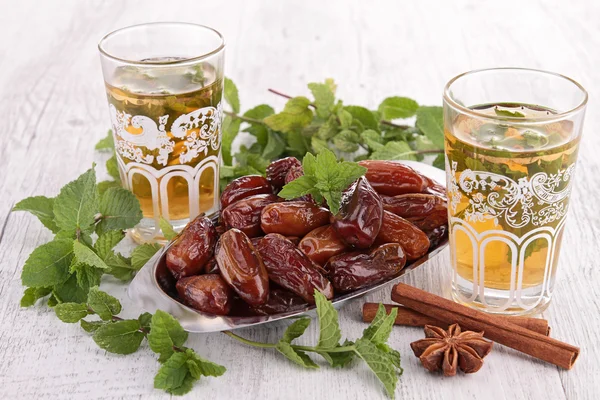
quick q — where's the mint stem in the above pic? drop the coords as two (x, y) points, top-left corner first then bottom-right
(292, 345), (356, 353)
(223, 111), (265, 125)
(222, 330), (277, 349)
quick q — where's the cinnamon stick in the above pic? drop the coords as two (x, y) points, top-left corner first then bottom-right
(391, 283), (579, 369)
(362, 303), (551, 336)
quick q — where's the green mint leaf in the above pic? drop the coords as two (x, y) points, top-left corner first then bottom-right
(131, 243), (162, 270)
(186, 348), (227, 377)
(361, 304), (398, 345)
(70, 261), (102, 290)
(261, 130), (286, 160)
(361, 129), (384, 151)
(235, 150), (270, 174)
(495, 108), (525, 117)
(138, 312), (153, 330)
(333, 129), (360, 153)
(47, 294), (58, 307)
(244, 104), (275, 120)
(370, 141), (417, 161)
(311, 136), (329, 154)
(345, 105), (379, 131)
(416, 106), (444, 148)
(81, 320), (106, 333)
(264, 97), (313, 133)
(95, 230), (125, 259)
(320, 190), (343, 215)
(317, 115), (339, 140)
(73, 240), (109, 270)
(104, 252), (137, 281)
(281, 317), (311, 343)
(159, 218), (178, 241)
(96, 187), (143, 234)
(21, 238), (73, 287)
(106, 155), (120, 181)
(354, 338), (398, 398)
(276, 342), (319, 369)
(302, 152), (317, 176)
(93, 319), (144, 355)
(186, 360), (201, 379)
(148, 310), (189, 362)
(308, 82), (335, 118)
(337, 109), (353, 129)
(154, 352), (195, 394)
(52, 273), (89, 303)
(13, 196), (60, 233)
(320, 340), (355, 368)
(54, 302), (89, 323)
(314, 290), (341, 349)
(433, 153), (445, 170)
(95, 130), (114, 151)
(20, 287), (52, 307)
(222, 115), (242, 165)
(377, 343), (403, 372)
(97, 180), (121, 196)
(378, 97), (419, 120)
(53, 167), (98, 236)
(224, 77), (240, 113)
(286, 130), (311, 157)
(87, 287), (122, 321)
(278, 175), (317, 200)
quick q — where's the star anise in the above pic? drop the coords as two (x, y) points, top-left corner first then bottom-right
(410, 324), (493, 376)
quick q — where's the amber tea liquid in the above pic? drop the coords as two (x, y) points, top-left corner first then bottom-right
(446, 104), (580, 315)
(106, 59), (223, 242)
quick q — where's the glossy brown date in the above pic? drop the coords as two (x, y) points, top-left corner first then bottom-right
(326, 243), (406, 293)
(220, 175), (272, 209)
(215, 229), (269, 306)
(266, 157), (302, 190)
(358, 160), (428, 195)
(166, 215), (217, 279)
(284, 164), (313, 202)
(332, 177), (383, 248)
(176, 274), (233, 315)
(261, 201), (330, 237)
(426, 225), (448, 250)
(255, 233), (334, 304)
(406, 207), (448, 231)
(250, 289), (308, 315)
(381, 193), (446, 218)
(298, 225), (347, 265)
(422, 176), (447, 199)
(221, 194), (279, 237)
(375, 211), (430, 260)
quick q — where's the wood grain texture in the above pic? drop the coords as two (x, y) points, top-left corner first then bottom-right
(0, 0), (598, 399)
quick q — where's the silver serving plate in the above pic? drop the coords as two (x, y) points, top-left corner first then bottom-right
(128, 161), (447, 332)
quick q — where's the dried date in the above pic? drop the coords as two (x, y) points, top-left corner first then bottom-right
(221, 194), (279, 237)
(220, 175), (272, 209)
(166, 215), (217, 279)
(266, 157), (301, 190)
(332, 177), (383, 248)
(382, 193), (445, 218)
(326, 243), (406, 292)
(284, 164), (313, 202)
(375, 211), (430, 260)
(299, 225), (347, 265)
(255, 234), (334, 304)
(426, 225), (448, 249)
(176, 274), (233, 315)
(250, 289), (308, 315)
(358, 160), (428, 195)
(261, 201), (330, 237)
(215, 229), (269, 306)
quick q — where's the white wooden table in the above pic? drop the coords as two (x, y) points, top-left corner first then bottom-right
(1, 0), (598, 398)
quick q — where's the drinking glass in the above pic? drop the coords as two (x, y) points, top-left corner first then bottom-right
(98, 23), (225, 243)
(443, 68), (587, 315)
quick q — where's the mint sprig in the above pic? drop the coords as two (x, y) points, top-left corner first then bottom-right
(220, 78), (445, 189)
(14, 164), (223, 395)
(278, 149), (366, 214)
(224, 293), (402, 398)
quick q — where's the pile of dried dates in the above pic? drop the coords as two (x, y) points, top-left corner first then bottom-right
(156, 158), (448, 317)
